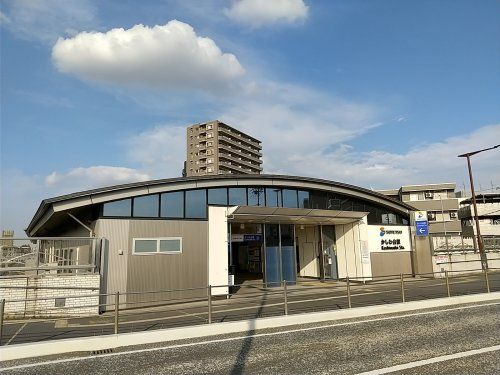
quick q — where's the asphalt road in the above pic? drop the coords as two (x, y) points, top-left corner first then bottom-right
(1, 301), (499, 374)
(1, 272), (498, 346)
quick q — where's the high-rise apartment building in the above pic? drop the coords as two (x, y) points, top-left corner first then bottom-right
(185, 120), (263, 177)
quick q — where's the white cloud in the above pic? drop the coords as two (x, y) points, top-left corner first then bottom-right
(128, 125), (186, 178)
(1, 0), (97, 44)
(52, 20), (245, 92)
(265, 124), (500, 190)
(44, 166), (151, 190)
(224, 0), (309, 27)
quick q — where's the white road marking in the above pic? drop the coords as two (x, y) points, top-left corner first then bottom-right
(354, 345), (500, 375)
(1, 301), (498, 371)
(5, 321), (29, 346)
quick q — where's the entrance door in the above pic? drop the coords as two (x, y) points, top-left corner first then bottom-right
(321, 225), (338, 279)
(264, 223), (297, 287)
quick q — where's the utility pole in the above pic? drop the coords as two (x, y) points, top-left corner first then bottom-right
(458, 144), (500, 271)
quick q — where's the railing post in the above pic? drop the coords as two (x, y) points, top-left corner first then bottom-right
(485, 270), (490, 293)
(207, 285), (212, 324)
(346, 277), (352, 308)
(114, 292), (119, 334)
(400, 274), (406, 303)
(445, 271), (451, 297)
(283, 280), (288, 315)
(0, 299), (5, 346)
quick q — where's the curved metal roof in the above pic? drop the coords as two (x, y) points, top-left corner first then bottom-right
(26, 174), (415, 235)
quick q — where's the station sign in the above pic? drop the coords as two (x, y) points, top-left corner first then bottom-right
(415, 221), (429, 236)
(231, 234), (263, 242)
(414, 210), (429, 236)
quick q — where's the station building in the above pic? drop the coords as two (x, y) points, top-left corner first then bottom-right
(26, 174), (428, 305)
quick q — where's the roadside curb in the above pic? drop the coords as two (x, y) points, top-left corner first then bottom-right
(1, 292), (499, 362)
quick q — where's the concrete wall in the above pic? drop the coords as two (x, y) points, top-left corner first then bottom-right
(1, 274), (100, 317)
(432, 252), (500, 276)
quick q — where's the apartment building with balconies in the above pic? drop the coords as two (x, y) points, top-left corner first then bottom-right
(459, 193), (500, 237)
(185, 120), (263, 177)
(378, 183), (462, 235)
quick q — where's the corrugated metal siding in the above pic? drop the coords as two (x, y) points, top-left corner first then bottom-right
(127, 220), (209, 306)
(94, 219), (130, 308)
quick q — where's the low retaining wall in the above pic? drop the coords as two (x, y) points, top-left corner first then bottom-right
(432, 251), (500, 276)
(0, 274), (100, 317)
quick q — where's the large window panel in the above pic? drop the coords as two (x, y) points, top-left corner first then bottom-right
(133, 195), (159, 217)
(228, 188), (247, 205)
(208, 188), (227, 205)
(185, 189), (207, 218)
(265, 188), (282, 207)
(282, 189), (298, 208)
(248, 187), (265, 206)
(160, 191), (184, 218)
(298, 190), (310, 208)
(102, 199), (132, 217)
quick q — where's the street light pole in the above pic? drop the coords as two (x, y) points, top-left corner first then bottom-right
(458, 144), (500, 271)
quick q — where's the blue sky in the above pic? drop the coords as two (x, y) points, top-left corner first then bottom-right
(1, 0), (499, 235)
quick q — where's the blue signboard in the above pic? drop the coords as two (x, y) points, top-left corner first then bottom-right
(415, 221), (429, 236)
(243, 234), (262, 242)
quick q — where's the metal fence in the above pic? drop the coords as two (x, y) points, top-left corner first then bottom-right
(0, 237), (102, 276)
(0, 268), (498, 346)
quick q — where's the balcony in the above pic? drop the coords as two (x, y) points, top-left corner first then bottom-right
(219, 161), (256, 174)
(218, 127), (261, 150)
(218, 136), (262, 157)
(219, 153), (262, 171)
(218, 143), (262, 163)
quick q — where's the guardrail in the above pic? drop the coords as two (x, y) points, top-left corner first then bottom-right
(0, 268), (498, 346)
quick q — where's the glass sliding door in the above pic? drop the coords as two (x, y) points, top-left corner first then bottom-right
(264, 223), (297, 287)
(280, 224), (296, 285)
(264, 224), (281, 287)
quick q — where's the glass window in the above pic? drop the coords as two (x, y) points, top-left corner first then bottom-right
(208, 188), (227, 205)
(102, 199), (132, 217)
(309, 191), (327, 209)
(248, 187), (265, 206)
(133, 195), (159, 217)
(228, 188), (247, 205)
(282, 189), (298, 208)
(160, 191), (184, 218)
(134, 239), (157, 253)
(266, 188), (282, 207)
(298, 190), (310, 208)
(159, 238), (182, 253)
(185, 189), (207, 218)
(327, 196), (342, 210)
(133, 238), (182, 254)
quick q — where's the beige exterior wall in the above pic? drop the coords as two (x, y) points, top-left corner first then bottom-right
(95, 218), (209, 308)
(370, 252), (413, 277)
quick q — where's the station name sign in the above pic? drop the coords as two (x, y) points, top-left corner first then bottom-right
(231, 234), (263, 242)
(379, 227), (406, 250)
(367, 225), (411, 252)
